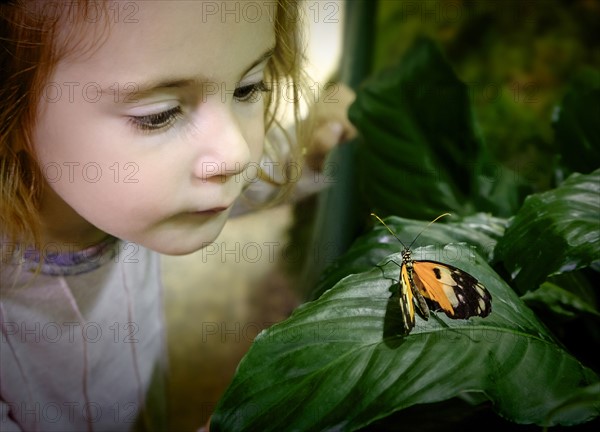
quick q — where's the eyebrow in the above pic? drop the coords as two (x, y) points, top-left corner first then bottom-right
(109, 46), (275, 99)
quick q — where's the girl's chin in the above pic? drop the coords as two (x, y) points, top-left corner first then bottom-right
(138, 224), (228, 256)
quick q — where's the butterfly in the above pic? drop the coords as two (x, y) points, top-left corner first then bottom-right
(371, 213), (492, 335)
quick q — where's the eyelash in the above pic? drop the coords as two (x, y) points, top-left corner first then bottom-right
(234, 80), (271, 102)
(129, 107), (183, 132)
(129, 81), (271, 133)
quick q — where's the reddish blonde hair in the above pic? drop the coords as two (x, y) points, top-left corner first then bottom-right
(0, 0), (308, 258)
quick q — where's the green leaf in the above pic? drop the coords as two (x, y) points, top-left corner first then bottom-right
(311, 213), (507, 301)
(348, 37), (528, 219)
(548, 271), (598, 308)
(522, 281), (600, 319)
(211, 244), (598, 431)
(544, 383), (600, 427)
(470, 159), (534, 219)
(350, 38), (474, 218)
(554, 69), (600, 176)
(496, 169), (600, 293)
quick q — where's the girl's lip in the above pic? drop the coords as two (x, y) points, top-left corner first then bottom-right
(192, 206), (229, 215)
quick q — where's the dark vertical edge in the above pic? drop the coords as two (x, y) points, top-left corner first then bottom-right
(301, 0), (377, 294)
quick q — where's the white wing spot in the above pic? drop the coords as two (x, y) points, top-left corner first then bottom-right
(443, 286), (460, 307)
(478, 298), (486, 311)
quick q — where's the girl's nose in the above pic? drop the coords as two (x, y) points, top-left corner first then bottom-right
(192, 102), (251, 182)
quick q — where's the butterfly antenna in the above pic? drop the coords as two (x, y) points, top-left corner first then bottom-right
(407, 212), (451, 249)
(371, 213), (408, 249)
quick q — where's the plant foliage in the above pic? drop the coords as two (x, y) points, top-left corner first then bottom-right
(212, 38), (600, 430)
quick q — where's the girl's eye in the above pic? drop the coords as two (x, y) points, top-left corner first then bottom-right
(129, 106), (183, 132)
(234, 80), (271, 102)
(127, 82), (270, 132)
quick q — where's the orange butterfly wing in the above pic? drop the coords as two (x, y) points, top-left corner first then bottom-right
(412, 261), (492, 319)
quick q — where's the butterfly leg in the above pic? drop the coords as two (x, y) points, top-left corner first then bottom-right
(375, 258), (402, 284)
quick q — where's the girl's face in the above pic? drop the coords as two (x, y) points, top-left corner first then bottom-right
(33, 1), (276, 254)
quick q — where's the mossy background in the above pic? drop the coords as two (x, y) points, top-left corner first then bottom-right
(372, 0), (599, 190)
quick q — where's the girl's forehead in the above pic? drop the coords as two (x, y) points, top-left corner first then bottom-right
(55, 1), (277, 83)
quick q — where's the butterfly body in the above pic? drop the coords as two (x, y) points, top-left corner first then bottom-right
(372, 213), (492, 335)
(399, 249), (429, 330)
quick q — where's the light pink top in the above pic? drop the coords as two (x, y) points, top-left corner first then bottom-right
(1, 238), (167, 431)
